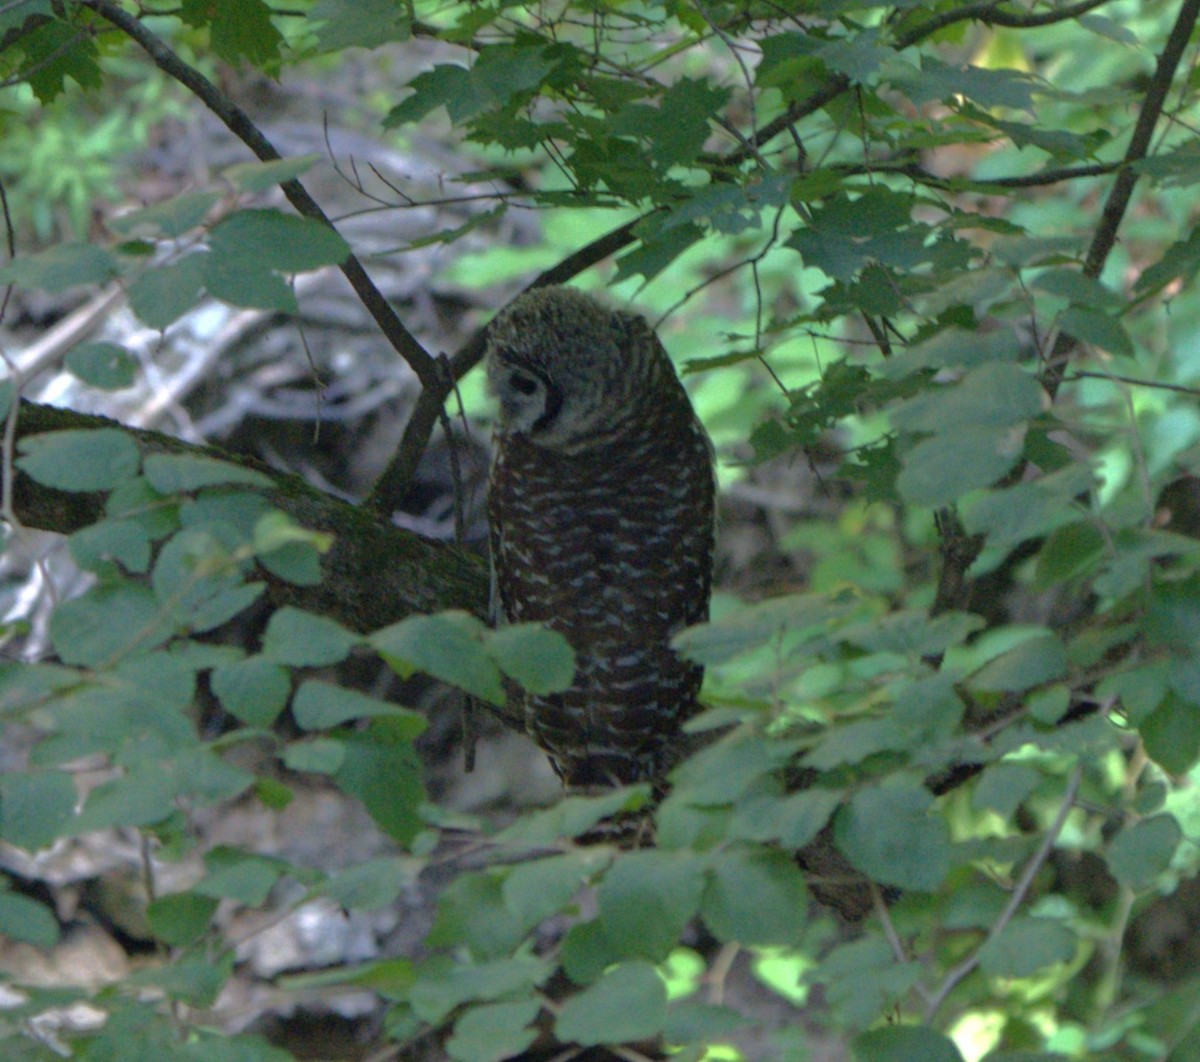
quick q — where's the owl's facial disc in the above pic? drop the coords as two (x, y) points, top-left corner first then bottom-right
(494, 362), (563, 436)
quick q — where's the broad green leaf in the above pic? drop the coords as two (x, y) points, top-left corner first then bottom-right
(0, 662), (80, 715)
(321, 857), (414, 911)
(410, 955), (550, 1024)
(485, 623), (574, 694)
(292, 680), (425, 736)
(372, 611), (505, 704)
(72, 763), (179, 832)
(147, 891), (219, 947)
(670, 731), (791, 806)
(729, 787), (843, 849)
(896, 424), (1025, 507)
(180, 1034), (296, 1062)
(494, 787), (649, 847)
(977, 916), (1077, 977)
(17, 428), (140, 492)
(881, 327), (1021, 379)
(853, 1025), (966, 1062)
(202, 250), (297, 312)
(144, 453), (273, 493)
(211, 657), (291, 727)
(1060, 305), (1133, 356)
(254, 512), (330, 586)
(129, 951), (233, 1007)
(69, 518), (152, 574)
(555, 962), (667, 1047)
(596, 850), (706, 961)
(502, 851), (608, 936)
(0, 770), (78, 851)
(64, 341), (137, 390)
(428, 870), (525, 960)
(262, 608), (359, 666)
(972, 763), (1041, 818)
(152, 528), (264, 632)
(818, 936), (923, 1030)
(179, 0), (282, 66)
(0, 890), (59, 948)
(835, 781), (951, 892)
(223, 154), (322, 193)
(0, 242), (116, 292)
(109, 192), (220, 238)
(1107, 814), (1183, 891)
(840, 610), (984, 657)
(447, 999), (540, 1062)
(311, 0), (411, 51)
(209, 210), (350, 274)
(969, 634), (1068, 693)
(128, 253), (208, 329)
(198, 849), (288, 906)
(1139, 693), (1200, 774)
(702, 845), (808, 947)
(333, 720), (425, 846)
(49, 581), (169, 666)
(282, 738), (346, 774)
(889, 362), (1043, 433)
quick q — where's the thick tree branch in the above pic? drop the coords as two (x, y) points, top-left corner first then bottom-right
(6, 401), (488, 635)
(72, 0), (441, 390)
(1043, 0), (1200, 400)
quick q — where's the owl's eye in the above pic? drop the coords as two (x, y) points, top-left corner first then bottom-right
(509, 371), (540, 396)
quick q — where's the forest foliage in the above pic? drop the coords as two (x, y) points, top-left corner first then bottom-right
(2, 0), (1200, 1060)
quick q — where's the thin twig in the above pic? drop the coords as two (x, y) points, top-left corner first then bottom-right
(924, 763), (1084, 1021)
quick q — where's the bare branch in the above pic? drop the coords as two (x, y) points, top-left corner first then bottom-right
(1044, 0), (1200, 399)
(71, 0), (441, 390)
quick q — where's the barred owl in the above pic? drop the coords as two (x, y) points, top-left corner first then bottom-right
(486, 286), (715, 790)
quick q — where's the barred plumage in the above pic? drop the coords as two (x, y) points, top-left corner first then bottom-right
(486, 287), (715, 789)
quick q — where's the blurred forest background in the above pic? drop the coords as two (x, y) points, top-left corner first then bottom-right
(3, 1), (1200, 1061)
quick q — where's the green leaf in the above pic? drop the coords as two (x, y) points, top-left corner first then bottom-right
(64, 342), (138, 390)
(969, 634), (1068, 693)
(223, 154), (322, 193)
(69, 518), (152, 574)
(0, 770), (77, 851)
(0, 241), (115, 291)
(555, 962), (667, 1047)
(209, 210), (350, 273)
(321, 857), (413, 911)
(211, 657), (291, 727)
(485, 623), (574, 694)
(109, 192), (220, 238)
(494, 788), (650, 847)
(146, 891), (219, 947)
(292, 680), (425, 736)
(311, 0), (411, 51)
(334, 720), (425, 846)
(198, 849), (287, 905)
(818, 936), (923, 1030)
(670, 731), (791, 806)
(180, 0), (283, 67)
(977, 916), (1076, 977)
(702, 845), (808, 947)
(596, 851), (706, 962)
(730, 787), (843, 849)
(72, 764), (180, 832)
(129, 253), (208, 329)
(282, 738), (346, 774)
(262, 607), (359, 667)
(0, 890), (59, 948)
(896, 424), (1026, 507)
(129, 951), (233, 1007)
(1060, 305), (1133, 356)
(1106, 814), (1182, 891)
(1033, 520), (1106, 589)
(853, 1025), (966, 1062)
(49, 581), (168, 667)
(973, 763), (1041, 819)
(447, 999), (540, 1062)
(428, 871), (524, 960)
(17, 428), (140, 492)
(890, 362), (1043, 433)
(835, 781), (951, 892)
(1139, 693), (1200, 774)
(372, 611), (505, 704)
(502, 852), (608, 936)
(144, 453), (273, 493)
(20, 18), (102, 102)
(152, 528), (264, 632)
(410, 955), (550, 1024)
(612, 77), (729, 169)
(253, 512), (330, 586)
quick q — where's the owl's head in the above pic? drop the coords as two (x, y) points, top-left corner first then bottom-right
(486, 286), (662, 451)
